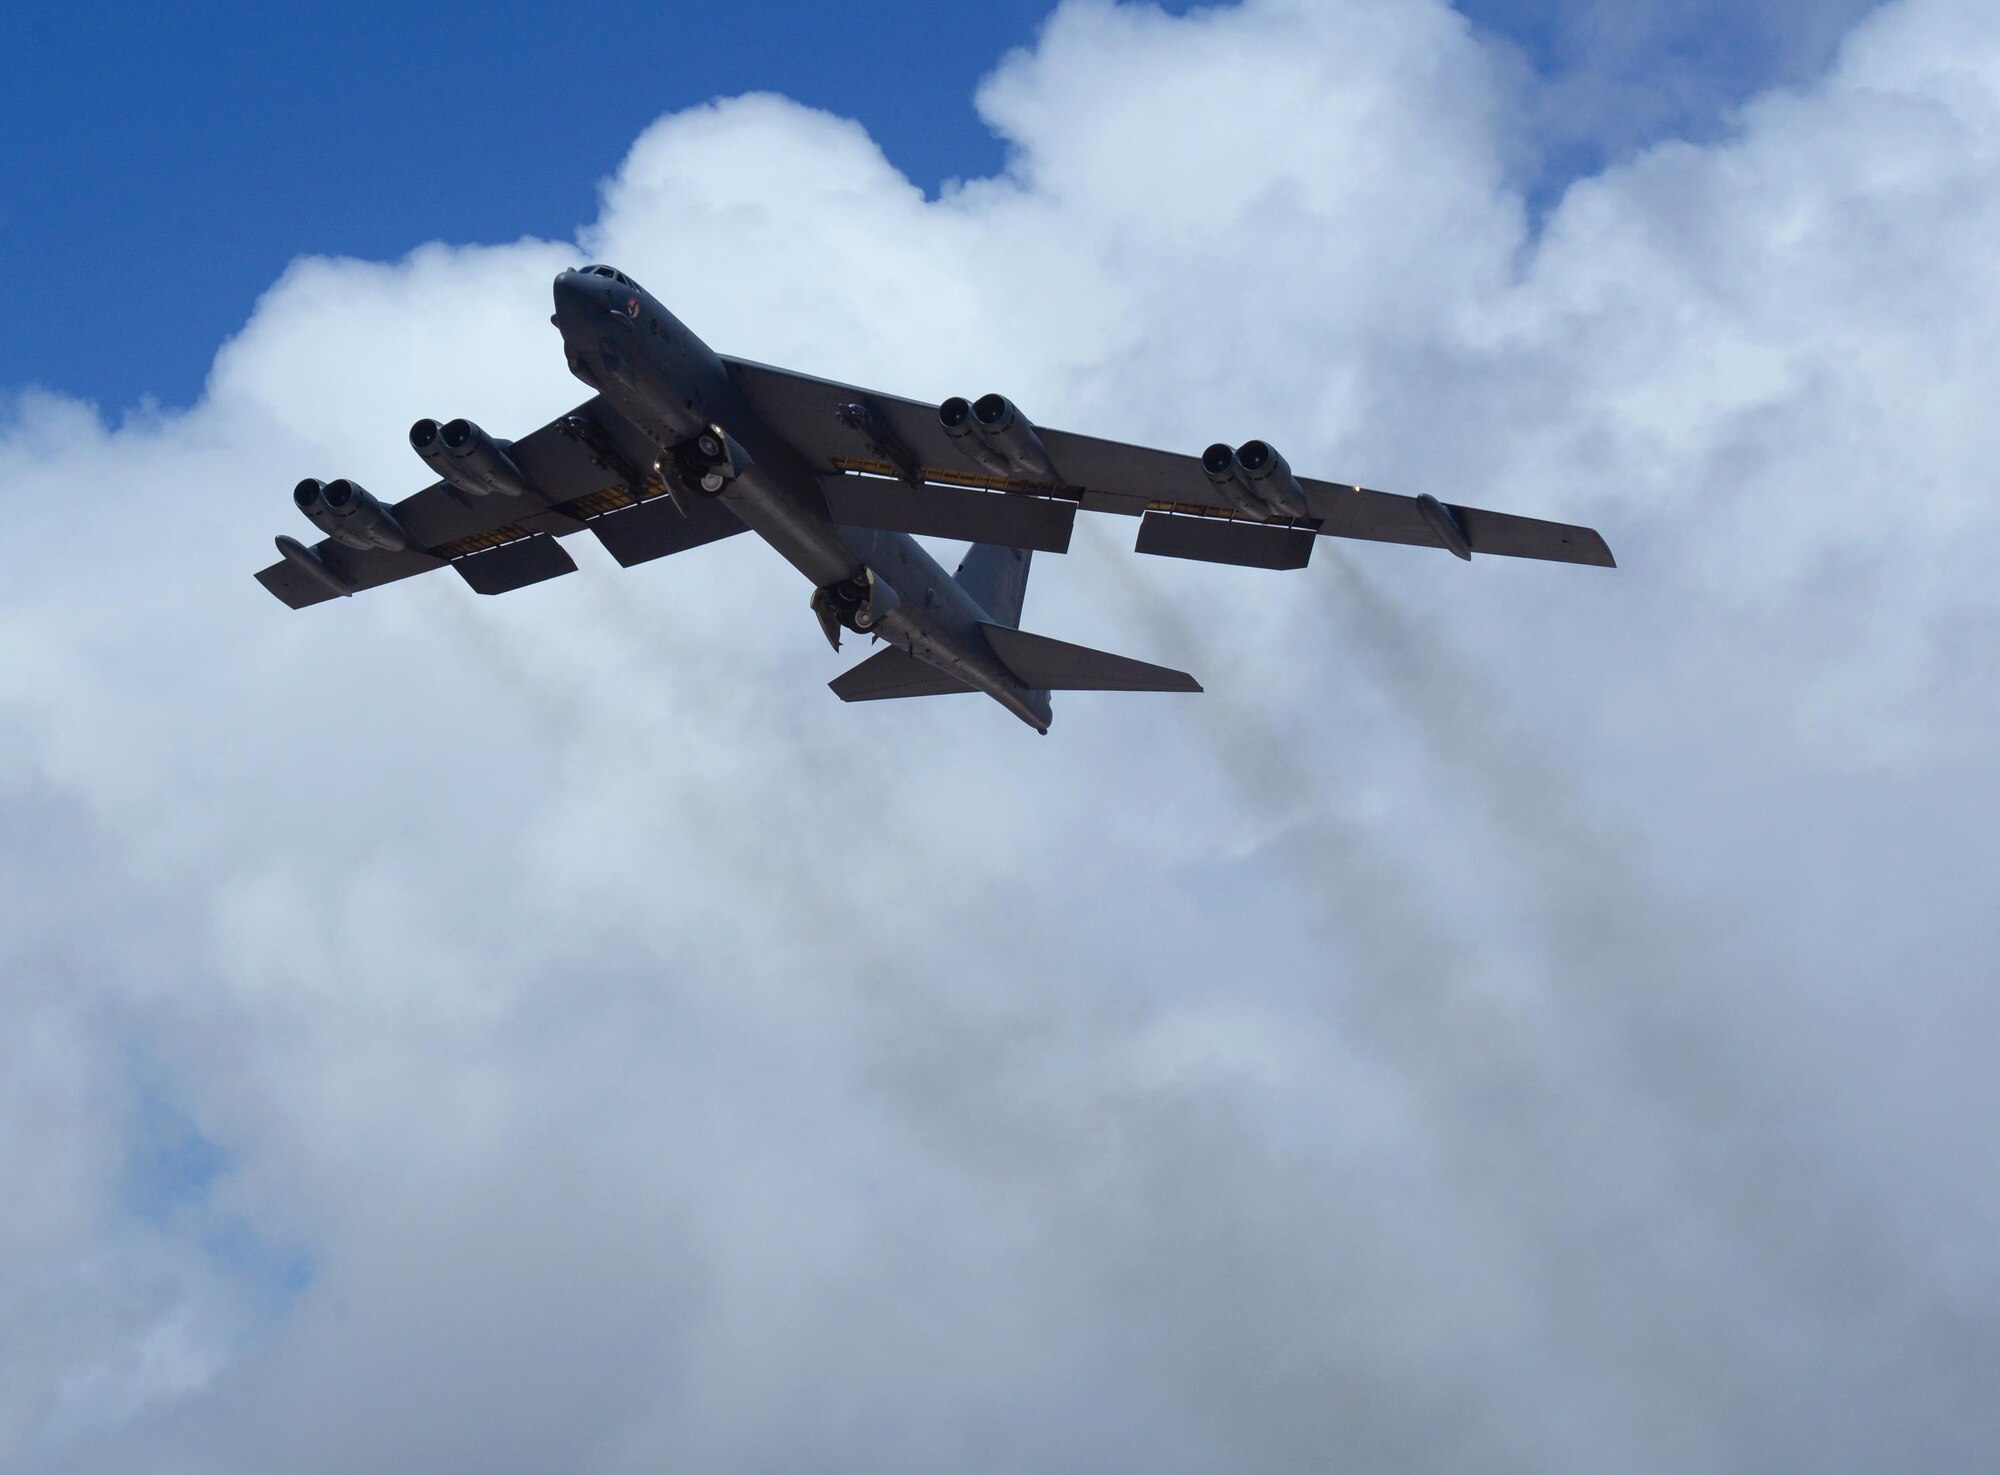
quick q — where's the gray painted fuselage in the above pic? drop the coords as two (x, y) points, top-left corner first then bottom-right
(552, 269), (1053, 731)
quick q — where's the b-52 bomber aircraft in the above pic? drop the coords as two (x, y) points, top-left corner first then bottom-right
(257, 264), (1615, 733)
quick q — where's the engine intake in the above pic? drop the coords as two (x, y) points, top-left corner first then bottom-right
(295, 478), (409, 552)
(940, 396), (1015, 478)
(411, 417), (532, 499)
(1234, 441), (1308, 519)
(971, 394), (1058, 483)
(1202, 440), (1308, 521)
(939, 394), (1059, 483)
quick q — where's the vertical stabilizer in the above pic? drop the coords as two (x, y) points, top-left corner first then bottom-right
(955, 545), (1033, 628)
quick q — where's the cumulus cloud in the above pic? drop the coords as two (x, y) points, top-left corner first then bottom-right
(3, 0), (1998, 1470)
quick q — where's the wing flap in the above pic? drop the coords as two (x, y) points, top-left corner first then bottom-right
(830, 647), (977, 702)
(588, 495), (747, 568)
(980, 624), (1202, 693)
(823, 476), (1076, 552)
(452, 535), (577, 595)
(1135, 512), (1317, 570)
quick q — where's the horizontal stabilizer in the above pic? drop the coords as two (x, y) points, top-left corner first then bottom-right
(830, 647), (977, 703)
(453, 534), (577, 595)
(824, 476), (1075, 553)
(980, 624), (1202, 693)
(588, 495), (746, 567)
(1136, 512), (1317, 571)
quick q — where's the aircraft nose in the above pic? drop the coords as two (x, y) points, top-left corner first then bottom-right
(551, 269), (601, 334)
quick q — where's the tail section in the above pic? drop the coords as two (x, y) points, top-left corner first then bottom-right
(830, 647), (975, 703)
(955, 545), (1033, 628)
(981, 624), (1202, 694)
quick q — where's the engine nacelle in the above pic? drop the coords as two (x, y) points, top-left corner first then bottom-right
(410, 418), (532, 499)
(1202, 441), (1308, 520)
(1234, 441), (1309, 519)
(810, 566), (903, 652)
(971, 394), (1059, 483)
(940, 397), (1016, 478)
(1202, 444), (1274, 521)
(294, 478), (409, 552)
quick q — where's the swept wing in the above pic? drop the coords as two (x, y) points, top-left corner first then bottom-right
(723, 358), (1614, 570)
(254, 394), (747, 609)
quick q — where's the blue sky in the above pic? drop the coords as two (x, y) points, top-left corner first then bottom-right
(1, 0), (1874, 414)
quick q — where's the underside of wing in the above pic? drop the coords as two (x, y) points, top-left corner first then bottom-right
(722, 357), (1614, 571)
(255, 395), (748, 609)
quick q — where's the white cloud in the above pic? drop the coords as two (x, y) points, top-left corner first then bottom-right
(3, 0), (1999, 1469)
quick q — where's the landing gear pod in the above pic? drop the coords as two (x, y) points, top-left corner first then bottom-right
(410, 418), (533, 499)
(674, 424), (752, 495)
(810, 567), (902, 652)
(294, 478), (410, 552)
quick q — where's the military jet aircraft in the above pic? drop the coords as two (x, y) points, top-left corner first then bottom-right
(257, 264), (1614, 733)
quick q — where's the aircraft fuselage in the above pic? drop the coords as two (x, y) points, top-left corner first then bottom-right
(551, 267), (1053, 731)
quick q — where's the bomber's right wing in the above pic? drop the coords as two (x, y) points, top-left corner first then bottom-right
(255, 395), (747, 610)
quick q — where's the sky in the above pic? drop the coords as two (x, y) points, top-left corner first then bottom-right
(4, 0), (1999, 1471)
(2, 0), (1872, 408)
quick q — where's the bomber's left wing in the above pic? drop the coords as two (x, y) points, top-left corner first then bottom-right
(724, 358), (1614, 572)
(255, 395), (747, 610)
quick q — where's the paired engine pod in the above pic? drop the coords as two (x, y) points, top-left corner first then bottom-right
(939, 396), (1017, 478)
(294, 477), (409, 552)
(411, 417), (532, 499)
(1202, 441), (1308, 521)
(939, 395), (1061, 483)
(1202, 444), (1275, 521)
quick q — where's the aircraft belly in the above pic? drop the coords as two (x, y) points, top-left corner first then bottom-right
(716, 465), (857, 588)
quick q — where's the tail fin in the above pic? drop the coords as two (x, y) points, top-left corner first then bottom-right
(955, 545), (1033, 628)
(981, 624), (1202, 693)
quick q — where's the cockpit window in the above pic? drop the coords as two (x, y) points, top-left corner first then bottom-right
(581, 264), (636, 287)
